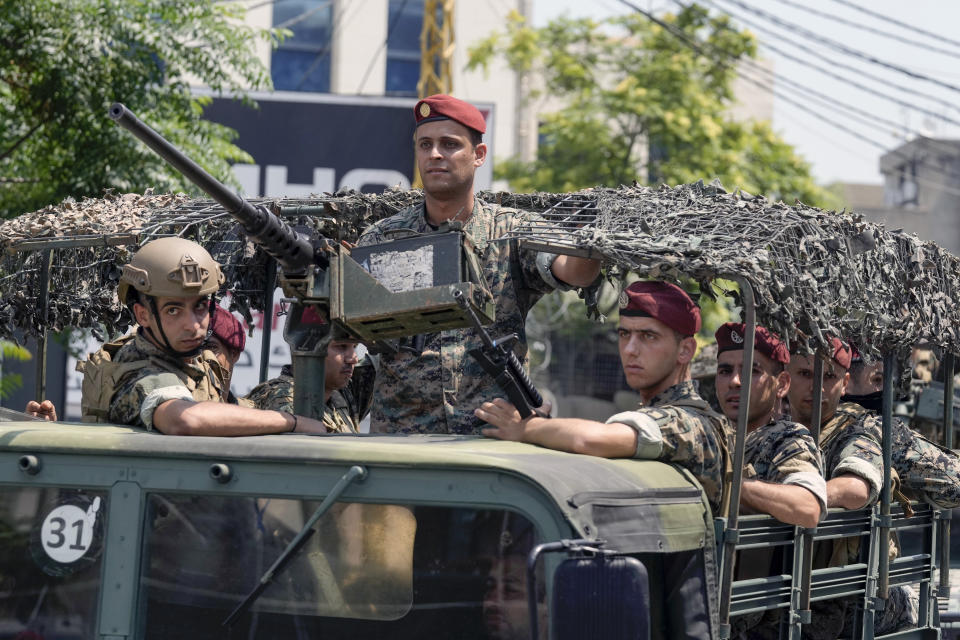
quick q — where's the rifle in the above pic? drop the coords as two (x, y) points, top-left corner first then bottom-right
(453, 290), (544, 419)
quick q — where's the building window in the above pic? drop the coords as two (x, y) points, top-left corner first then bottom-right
(272, 1), (333, 93)
(386, 0), (424, 96)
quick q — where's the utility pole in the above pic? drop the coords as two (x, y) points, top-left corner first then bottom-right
(413, 0), (455, 187)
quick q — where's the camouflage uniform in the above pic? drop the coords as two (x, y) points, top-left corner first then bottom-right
(729, 420), (826, 640)
(244, 362), (375, 433)
(819, 404), (887, 507)
(357, 199), (569, 435)
(742, 419), (827, 513)
(606, 380), (730, 515)
(105, 330), (228, 430)
(831, 402), (960, 509)
(809, 404), (923, 639)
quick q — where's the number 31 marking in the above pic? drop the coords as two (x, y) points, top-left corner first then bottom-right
(40, 497), (101, 564)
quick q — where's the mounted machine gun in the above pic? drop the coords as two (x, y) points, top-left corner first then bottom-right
(108, 103), (494, 422)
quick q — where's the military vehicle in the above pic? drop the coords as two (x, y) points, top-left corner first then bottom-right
(0, 107), (958, 639)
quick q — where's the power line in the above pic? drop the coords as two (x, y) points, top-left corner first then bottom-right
(613, 0), (960, 199)
(672, 0), (960, 166)
(765, 0), (960, 60)
(697, 0), (960, 128)
(355, 0), (411, 93)
(712, 0), (960, 96)
(826, 0), (960, 53)
(276, 0), (333, 30)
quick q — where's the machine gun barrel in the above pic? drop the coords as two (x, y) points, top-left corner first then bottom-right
(108, 103), (315, 273)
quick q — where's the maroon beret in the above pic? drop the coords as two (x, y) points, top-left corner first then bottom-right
(830, 337), (852, 369)
(210, 304), (245, 353)
(619, 281), (700, 336)
(715, 323), (789, 364)
(414, 94), (486, 134)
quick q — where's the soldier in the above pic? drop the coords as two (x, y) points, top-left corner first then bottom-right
(480, 280), (727, 640)
(479, 280), (729, 515)
(245, 339), (375, 433)
(788, 340), (921, 637)
(713, 323), (825, 639)
(713, 323), (825, 529)
(840, 347), (883, 412)
(789, 340), (960, 510)
(203, 303), (246, 403)
(357, 94), (600, 435)
(80, 237), (327, 435)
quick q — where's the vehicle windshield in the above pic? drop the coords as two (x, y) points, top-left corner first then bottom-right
(140, 493), (543, 639)
(0, 487), (106, 639)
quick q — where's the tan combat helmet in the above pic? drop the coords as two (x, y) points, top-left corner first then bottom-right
(119, 237), (224, 304)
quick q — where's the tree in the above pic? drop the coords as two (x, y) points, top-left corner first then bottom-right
(467, 5), (835, 208)
(0, 340), (30, 400)
(0, 0), (282, 218)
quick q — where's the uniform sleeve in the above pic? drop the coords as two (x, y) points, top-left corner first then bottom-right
(766, 425), (828, 520)
(504, 209), (573, 295)
(108, 370), (192, 430)
(608, 406), (726, 511)
(245, 378), (295, 414)
(893, 419), (960, 508)
(826, 425), (885, 506)
(356, 223), (386, 247)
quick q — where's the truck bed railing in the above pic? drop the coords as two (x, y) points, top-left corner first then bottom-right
(719, 502), (938, 636)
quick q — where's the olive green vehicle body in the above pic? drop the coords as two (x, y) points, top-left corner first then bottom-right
(0, 418), (714, 639)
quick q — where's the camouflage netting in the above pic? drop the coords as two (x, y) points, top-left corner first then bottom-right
(505, 181), (960, 358)
(1, 182), (958, 359)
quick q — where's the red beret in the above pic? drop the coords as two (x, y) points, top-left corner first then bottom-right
(210, 304), (245, 353)
(619, 281), (700, 336)
(715, 323), (789, 364)
(830, 337), (852, 369)
(414, 94), (486, 134)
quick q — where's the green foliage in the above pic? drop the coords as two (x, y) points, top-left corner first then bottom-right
(0, 0), (282, 218)
(468, 5), (836, 209)
(0, 339), (29, 400)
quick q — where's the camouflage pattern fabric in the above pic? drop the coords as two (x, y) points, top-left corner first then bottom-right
(245, 369), (294, 413)
(741, 418), (827, 512)
(244, 362), (376, 433)
(106, 330), (228, 429)
(819, 404), (887, 506)
(357, 199), (565, 435)
(607, 381), (730, 515)
(829, 402), (960, 509)
(729, 421), (825, 640)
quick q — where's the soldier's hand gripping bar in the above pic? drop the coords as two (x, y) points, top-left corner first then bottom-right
(453, 290), (544, 419)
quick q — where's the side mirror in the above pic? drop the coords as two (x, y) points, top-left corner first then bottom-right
(528, 539), (650, 640)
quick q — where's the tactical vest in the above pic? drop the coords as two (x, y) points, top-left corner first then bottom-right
(76, 334), (226, 423)
(670, 395), (734, 517)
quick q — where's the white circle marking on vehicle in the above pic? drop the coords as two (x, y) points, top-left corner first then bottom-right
(40, 496), (101, 564)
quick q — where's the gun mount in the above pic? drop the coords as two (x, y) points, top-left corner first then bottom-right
(108, 103), (493, 422)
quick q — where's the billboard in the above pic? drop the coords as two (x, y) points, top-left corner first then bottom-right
(201, 90), (495, 197)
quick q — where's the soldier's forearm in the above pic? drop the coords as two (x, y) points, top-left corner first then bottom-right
(550, 255), (601, 288)
(740, 480), (822, 529)
(523, 417), (638, 458)
(152, 399), (302, 436)
(826, 474), (872, 510)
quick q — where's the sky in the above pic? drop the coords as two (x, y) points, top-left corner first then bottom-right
(532, 0), (960, 186)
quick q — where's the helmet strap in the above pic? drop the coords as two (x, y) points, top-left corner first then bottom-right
(145, 295), (205, 359)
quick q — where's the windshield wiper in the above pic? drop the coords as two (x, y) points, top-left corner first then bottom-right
(223, 464), (368, 627)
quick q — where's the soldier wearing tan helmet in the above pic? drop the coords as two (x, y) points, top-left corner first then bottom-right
(78, 237), (327, 435)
